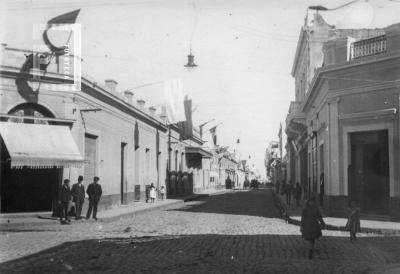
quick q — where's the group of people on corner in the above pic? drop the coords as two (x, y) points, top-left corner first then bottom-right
(59, 175), (102, 224)
(145, 183), (166, 203)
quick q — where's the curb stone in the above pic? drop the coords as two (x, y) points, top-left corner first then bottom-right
(0, 190), (233, 229)
(0, 200), (184, 229)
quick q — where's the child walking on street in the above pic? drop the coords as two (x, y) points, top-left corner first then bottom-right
(301, 197), (325, 259)
(346, 201), (361, 242)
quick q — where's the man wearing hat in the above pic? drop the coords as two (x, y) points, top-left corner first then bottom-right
(86, 176), (102, 221)
(71, 175), (85, 220)
(59, 179), (72, 224)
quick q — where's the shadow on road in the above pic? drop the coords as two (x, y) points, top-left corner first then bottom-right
(1, 234), (399, 273)
(171, 189), (281, 218)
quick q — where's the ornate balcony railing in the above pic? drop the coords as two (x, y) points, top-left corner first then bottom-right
(350, 35), (386, 60)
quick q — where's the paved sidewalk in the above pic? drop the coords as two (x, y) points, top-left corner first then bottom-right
(0, 189), (233, 229)
(0, 199), (183, 229)
(273, 191), (400, 235)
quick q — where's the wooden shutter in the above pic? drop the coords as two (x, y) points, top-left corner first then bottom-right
(84, 134), (97, 183)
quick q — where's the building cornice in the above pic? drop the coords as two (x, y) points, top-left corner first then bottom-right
(81, 79), (168, 132)
(0, 65), (169, 133)
(302, 53), (400, 112)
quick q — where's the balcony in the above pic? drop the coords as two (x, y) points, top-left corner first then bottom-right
(349, 35), (387, 61)
(286, 101), (306, 140)
(286, 101), (305, 123)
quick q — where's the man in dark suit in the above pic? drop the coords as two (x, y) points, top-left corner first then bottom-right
(60, 179), (71, 224)
(71, 175), (85, 220)
(86, 176), (102, 221)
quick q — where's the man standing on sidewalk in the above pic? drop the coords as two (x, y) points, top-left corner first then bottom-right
(71, 175), (85, 220)
(86, 176), (102, 221)
(59, 179), (72, 225)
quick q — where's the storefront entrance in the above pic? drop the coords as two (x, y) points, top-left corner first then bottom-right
(0, 121), (84, 214)
(349, 130), (389, 215)
(1, 164), (62, 213)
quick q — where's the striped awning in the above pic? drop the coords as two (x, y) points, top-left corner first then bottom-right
(0, 122), (84, 168)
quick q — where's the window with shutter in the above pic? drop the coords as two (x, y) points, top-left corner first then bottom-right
(84, 134), (97, 184)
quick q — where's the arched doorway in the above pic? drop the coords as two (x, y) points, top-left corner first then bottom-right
(1, 103), (62, 213)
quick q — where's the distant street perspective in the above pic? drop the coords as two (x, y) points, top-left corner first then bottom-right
(2, 188), (400, 273)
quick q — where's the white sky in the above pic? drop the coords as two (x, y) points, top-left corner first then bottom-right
(1, 0), (399, 178)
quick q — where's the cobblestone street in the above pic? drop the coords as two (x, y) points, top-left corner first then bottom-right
(1, 189), (400, 273)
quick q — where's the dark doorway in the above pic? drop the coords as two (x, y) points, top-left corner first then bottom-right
(120, 142), (127, 204)
(349, 130), (389, 215)
(0, 136), (62, 213)
(1, 165), (61, 213)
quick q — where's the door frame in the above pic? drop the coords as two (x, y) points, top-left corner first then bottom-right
(343, 122), (394, 198)
(349, 130), (389, 213)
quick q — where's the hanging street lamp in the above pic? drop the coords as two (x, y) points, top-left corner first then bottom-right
(184, 49), (198, 68)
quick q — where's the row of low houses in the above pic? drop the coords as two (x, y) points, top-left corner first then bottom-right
(0, 44), (249, 214)
(280, 13), (400, 220)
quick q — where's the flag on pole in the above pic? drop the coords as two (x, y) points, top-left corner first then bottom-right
(134, 121), (139, 150)
(178, 99), (193, 140)
(209, 126), (217, 146)
(43, 9), (80, 56)
(164, 78), (186, 124)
